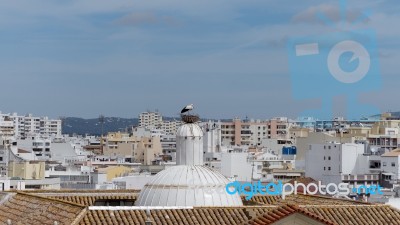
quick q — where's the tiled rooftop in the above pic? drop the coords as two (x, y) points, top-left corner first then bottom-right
(245, 194), (370, 206)
(248, 204), (336, 225)
(0, 192), (85, 225)
(26, 190), (139, 206)
(1, 191), (400, 225)
(79, 207), (274, 225)
(304, 205), (400, 225)
(248, 204), (400, 225)
(48, 195), (137, 206)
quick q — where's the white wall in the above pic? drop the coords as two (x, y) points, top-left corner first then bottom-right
(112, 175), (153, 189)
(305, 143), (364, 184)
(203, 126), (221, 153)
(220, 153), (253, 182)
(381, 156), (400, 180)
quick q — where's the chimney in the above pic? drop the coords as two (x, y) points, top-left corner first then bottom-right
(145, 209), (153, 225)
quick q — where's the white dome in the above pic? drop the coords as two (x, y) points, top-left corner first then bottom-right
(135, 165), (243, 207)
(176, 123), (203, 137)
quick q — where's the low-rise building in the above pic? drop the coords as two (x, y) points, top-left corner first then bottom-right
(381, 149), (400, 188)
(96, 165), (132, 182)
(102, 132), (162, 165)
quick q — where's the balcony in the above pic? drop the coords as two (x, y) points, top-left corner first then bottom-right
(342, 174), (379, 181)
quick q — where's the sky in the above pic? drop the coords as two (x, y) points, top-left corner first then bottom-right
(0, 0), (399, 120)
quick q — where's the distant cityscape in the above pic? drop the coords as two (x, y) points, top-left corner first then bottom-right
(2, 109), (400, 224)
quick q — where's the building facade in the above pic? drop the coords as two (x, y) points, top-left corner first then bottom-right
(138, 111), (181, 135)
(102, 132), (162, 165)
(0, 112), (62, 139)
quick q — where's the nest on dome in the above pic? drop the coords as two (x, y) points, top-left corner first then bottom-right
(181, 114), (200, 123)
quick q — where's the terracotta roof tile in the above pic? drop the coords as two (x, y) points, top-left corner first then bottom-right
(0, 192), (84, 225)
(245, 194), (370, 206)
(24, 190), (138, 206)
(79, 207), (274, 225)
(247, 205), (400, 225)
(303, 205), (400, 225)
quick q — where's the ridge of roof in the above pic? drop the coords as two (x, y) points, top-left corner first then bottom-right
(293, 193), (371, 205)
(16, 191), (86, 208)
(249, 204), (338, 225)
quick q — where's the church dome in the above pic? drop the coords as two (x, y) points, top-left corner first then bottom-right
(135, 165), (243, 207)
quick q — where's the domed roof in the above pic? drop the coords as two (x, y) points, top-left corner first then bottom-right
(176, 123), (203, 137)
(135, 165), (243, 207)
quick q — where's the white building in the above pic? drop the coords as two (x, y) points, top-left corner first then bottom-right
(220, 152), (258, 182)
(203, 121), (222, 153)
(0, 116), (14, 141)
(305, 143), (379, 189)
(161, 120), (182, 135)
(139, 111), (163, 128)
(139, 111), (181, 135)
(0, 112), (62, 139)
(381, 149), (400, 183)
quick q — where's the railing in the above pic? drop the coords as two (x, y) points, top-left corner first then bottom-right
(342, 174), (379, 181)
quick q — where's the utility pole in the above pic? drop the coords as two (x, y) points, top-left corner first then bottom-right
(99, 115), (105, 155)
(99, 115), (105, 137)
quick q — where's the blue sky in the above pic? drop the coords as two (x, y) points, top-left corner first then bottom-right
(0, 0), (398, 119)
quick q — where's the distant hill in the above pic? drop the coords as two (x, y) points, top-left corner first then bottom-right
(61, 116), (232, 135)
(62, 117), (138, 135)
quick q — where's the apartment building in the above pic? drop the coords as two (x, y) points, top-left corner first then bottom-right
(102, 132), (162, 165)
(305, 143), (380, 190)
(218, 117), (294, 147)
(0, 112), (62, 138)
(138, 111), (181, 135)
(0, 115), (14, 139)
(380, 149), (400, 187)
(161, 120), (181, 135)
(338, 113), (400, 151)
(139, 111), (163, 128)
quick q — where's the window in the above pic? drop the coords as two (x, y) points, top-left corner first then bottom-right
(324, 156), (326, 160)
(392, 162), (396, 167)
(328, 167), (331, 171)
(328, 146), (331, 149)
(383, 162), (387, 167)
(328, 156), (331, 160)
(324, 167), (326, 170)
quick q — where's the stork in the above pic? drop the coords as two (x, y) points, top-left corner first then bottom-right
(181, 104), (194, 114)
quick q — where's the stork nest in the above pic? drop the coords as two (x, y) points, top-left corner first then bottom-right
(181, 114), (200, 123)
